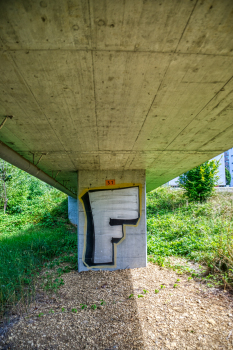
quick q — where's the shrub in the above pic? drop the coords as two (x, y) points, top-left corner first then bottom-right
(178, 160), (219, 202)
(225, 167), (231, 186)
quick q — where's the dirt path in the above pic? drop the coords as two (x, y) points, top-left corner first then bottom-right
(1, 263), (233, 349)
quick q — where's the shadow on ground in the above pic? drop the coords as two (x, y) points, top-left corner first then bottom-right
(0, 269), (145, 350)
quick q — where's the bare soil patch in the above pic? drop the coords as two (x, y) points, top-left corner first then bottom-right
(1, 263), (233, 349)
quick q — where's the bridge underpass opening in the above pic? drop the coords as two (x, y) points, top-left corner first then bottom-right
(0, 0), (233, 270)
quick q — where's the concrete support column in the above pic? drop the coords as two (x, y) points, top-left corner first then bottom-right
(68, 196), (78, 226)
(77, 170), (147, 272)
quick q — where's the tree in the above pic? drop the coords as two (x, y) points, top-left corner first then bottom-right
(178, 160), (219, 202)
(225, 167), (231, 186)
(0, 161), (11, 214)
(0, 160), (34, 214)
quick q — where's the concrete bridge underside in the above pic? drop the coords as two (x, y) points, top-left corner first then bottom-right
(1, 0), (233, 196)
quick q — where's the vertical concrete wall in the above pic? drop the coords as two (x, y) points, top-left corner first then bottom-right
(77, 170), (146, 272)
(68, 196), (78, 226)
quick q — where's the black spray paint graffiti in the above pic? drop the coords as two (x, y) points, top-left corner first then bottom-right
(81, 186), (140, 267)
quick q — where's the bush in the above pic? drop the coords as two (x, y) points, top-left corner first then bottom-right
(226, 167), (231, 186)
(178, 160), (219, 202)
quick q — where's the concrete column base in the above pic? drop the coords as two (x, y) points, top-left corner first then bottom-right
(77, 170), (147, 272)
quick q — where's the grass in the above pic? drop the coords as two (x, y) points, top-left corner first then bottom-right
(0, 188), (77, 319)
(147, 187), (233, 289)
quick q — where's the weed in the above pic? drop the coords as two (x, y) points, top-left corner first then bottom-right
(192, 273), (198, 278)
(42, 274), (65, 293)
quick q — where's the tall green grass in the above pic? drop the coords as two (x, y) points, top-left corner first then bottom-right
(0, 189), (77, 319)
(147, 187), (233, 288)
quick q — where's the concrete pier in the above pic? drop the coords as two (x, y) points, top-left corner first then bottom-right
(77, 170), (147, 272)
(68, 196), (78, 226)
